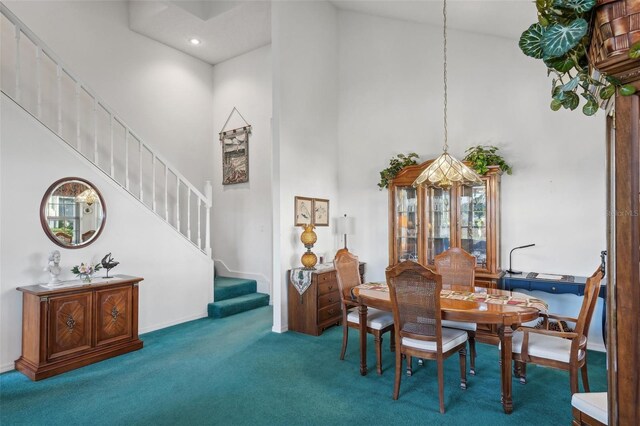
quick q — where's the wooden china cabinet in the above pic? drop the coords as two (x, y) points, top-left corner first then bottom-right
(388, 160), (503, 343)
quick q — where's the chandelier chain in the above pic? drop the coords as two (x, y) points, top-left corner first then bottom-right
(443, 0), (448, 153)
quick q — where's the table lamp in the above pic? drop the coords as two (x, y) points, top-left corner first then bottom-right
(506, 243), (535, 274)
(337, 214), (355, 252)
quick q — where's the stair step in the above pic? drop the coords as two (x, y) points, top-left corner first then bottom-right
(214, 276), (257, 301)
(208, 293), (270, 319)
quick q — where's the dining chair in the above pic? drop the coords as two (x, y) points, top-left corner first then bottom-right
(434, 247), (478, 374)
(334, 250), (394, 375)
(386, 260), (467, 414)
(509, 267), (604, 394)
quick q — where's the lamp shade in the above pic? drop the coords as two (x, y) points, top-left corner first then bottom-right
(337, 215), (355, 235)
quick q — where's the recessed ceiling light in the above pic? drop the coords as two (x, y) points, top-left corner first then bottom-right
(189, 38), (201, 46)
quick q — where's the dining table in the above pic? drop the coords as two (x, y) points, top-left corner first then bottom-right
(352, 282), (548, 414)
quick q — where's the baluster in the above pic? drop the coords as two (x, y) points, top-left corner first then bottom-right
(187, 189), (191, 241)
(93, 97), (98, 165)
(109, 114), (114, 178)
(164, 164), (169, 222)
(152, 154), (156, 213)
(125, 130), (130, 191)
(75, 83), (80, 150)
(56, 64), (62, 135)
(197, 198), (202, 250)
(205, 180), (212, 255)
(139, 141), (143, 202)
(176, 177), (181, 233)
(14, 26), (21, 103)
(36, 47), (42, 119)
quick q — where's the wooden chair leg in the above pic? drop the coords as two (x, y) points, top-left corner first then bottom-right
(570, 367), (580, 394)
(581, 358), (590, 392)
(514, 361), (527, 384)
(468, 331), (476, 375)
(459, 347), (467, 390)
(406, 356), (413, 376)
(375, 333), (383, 375)
(340, 310), (349, 361)
(437, 357), (445, 414)
(393, 351), (402, 400)
(390, 328), (396, 352)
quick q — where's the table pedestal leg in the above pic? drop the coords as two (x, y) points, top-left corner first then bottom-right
(499, 324), (514, 414)
(359, 304), (368, 376)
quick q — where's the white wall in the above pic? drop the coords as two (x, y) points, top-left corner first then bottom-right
(337, 11), (606, 281)
(212, 45), (272, 295)
(272, 1), (340, 331)
(0, 95), (214, 372)
(3, 1), (215, 191)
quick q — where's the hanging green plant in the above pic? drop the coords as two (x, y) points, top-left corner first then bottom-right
(519, 0), (637, 116)
(378, 153), (419, 189)
(463, 145), (512, 176)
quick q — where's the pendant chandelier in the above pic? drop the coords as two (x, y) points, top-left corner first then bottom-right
(413, 0), (482, 190)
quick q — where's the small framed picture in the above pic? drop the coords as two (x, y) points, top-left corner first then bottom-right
(294, 196), (313, 226)
(313, 198), (329, 226)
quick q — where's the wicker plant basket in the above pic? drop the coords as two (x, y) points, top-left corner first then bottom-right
(589, 0), (640, 82)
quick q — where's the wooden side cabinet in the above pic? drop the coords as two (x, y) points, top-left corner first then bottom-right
(288, 263), (365, 336)
(15, 275), (143, 380)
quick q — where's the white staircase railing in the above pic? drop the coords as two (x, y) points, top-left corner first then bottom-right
(0, 4), (211, 255)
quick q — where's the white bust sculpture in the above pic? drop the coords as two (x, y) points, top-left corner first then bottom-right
(44, 250), (62, 286)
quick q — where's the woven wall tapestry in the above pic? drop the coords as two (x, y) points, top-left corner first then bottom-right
(219, 108), (252, 185)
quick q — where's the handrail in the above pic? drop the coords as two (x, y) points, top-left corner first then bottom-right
(0, 3), (211, 255)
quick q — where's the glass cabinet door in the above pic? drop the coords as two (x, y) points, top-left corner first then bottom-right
(459, 182), (488, 269)
(394, 186), (418, 262)
(426, 187), (451, 265)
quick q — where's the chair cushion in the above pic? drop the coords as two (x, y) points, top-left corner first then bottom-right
(571, 392), (608, 425)
(347, 308), (393, 330)
(402, 327), (468, 353)
(507, 331), (584, 363)
(442, 320), (477, 332)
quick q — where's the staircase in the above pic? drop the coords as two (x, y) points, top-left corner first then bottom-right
(208, 276), (270, 318)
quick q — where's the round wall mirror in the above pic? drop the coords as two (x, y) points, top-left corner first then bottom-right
(40, 177), (106, 249)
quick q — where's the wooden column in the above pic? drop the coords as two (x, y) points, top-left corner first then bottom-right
(608, 92), (640, 425)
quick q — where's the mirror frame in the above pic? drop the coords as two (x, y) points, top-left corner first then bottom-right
(40, 177), (107, 249)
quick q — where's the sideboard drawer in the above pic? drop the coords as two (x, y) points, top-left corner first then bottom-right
(318, 291), (340, 309)
(318, 303), (341, 324)
(318, 279), (338, 295)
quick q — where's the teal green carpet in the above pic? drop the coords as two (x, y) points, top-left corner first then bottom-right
(0, 307), (606, 425)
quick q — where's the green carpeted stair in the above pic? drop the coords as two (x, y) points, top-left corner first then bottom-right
(208, 276), (269, 318)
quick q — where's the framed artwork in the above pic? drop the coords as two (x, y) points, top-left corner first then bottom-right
(221, 127), (250, 185)
(294, 196), (313, 226)
(313, 198), (329, 226)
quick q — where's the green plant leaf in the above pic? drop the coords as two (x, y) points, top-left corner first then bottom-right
(629, 42), (640, 59)
(620, 84), (637, 96)
(519, 23), (546, 59)
(582, 100), (598, 116)
(599, 84), (616, 100)
(544, 56), (575, 72)
(561, 91), (580, 110)
(542, 19), (588, 58)
(550, 98), (563, 111)
(553, 0), (596, 14)
(561, 76), (580, 91)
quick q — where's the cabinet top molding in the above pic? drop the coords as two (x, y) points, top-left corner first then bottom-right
(17, 275), (144, 296)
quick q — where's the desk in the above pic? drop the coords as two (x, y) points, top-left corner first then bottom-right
(501, 272), (607, 345)
(353, 284), (543, 414)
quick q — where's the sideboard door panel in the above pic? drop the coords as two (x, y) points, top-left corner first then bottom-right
(47, 292), (93, 360)
(95, 286), (132, 346)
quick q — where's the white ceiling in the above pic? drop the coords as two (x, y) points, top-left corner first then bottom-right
(128, 1), (533, 66)
(330, 0), (534, 41)
(128, 1), (271, 65)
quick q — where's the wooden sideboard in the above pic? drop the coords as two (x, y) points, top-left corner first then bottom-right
(15, 275), (143, 380)
(288, 263), (365, 336)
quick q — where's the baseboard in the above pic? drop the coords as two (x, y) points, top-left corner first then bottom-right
(214, 259), (272, 296)
(588, 342), (606, 353)
(272, 324), (288, 333)
(1, 361), (15, 373)
(138, 311), (208, 335)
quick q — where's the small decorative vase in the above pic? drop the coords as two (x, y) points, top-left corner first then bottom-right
(300, 224), (318, 270)
(78, 273), (92, 283)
